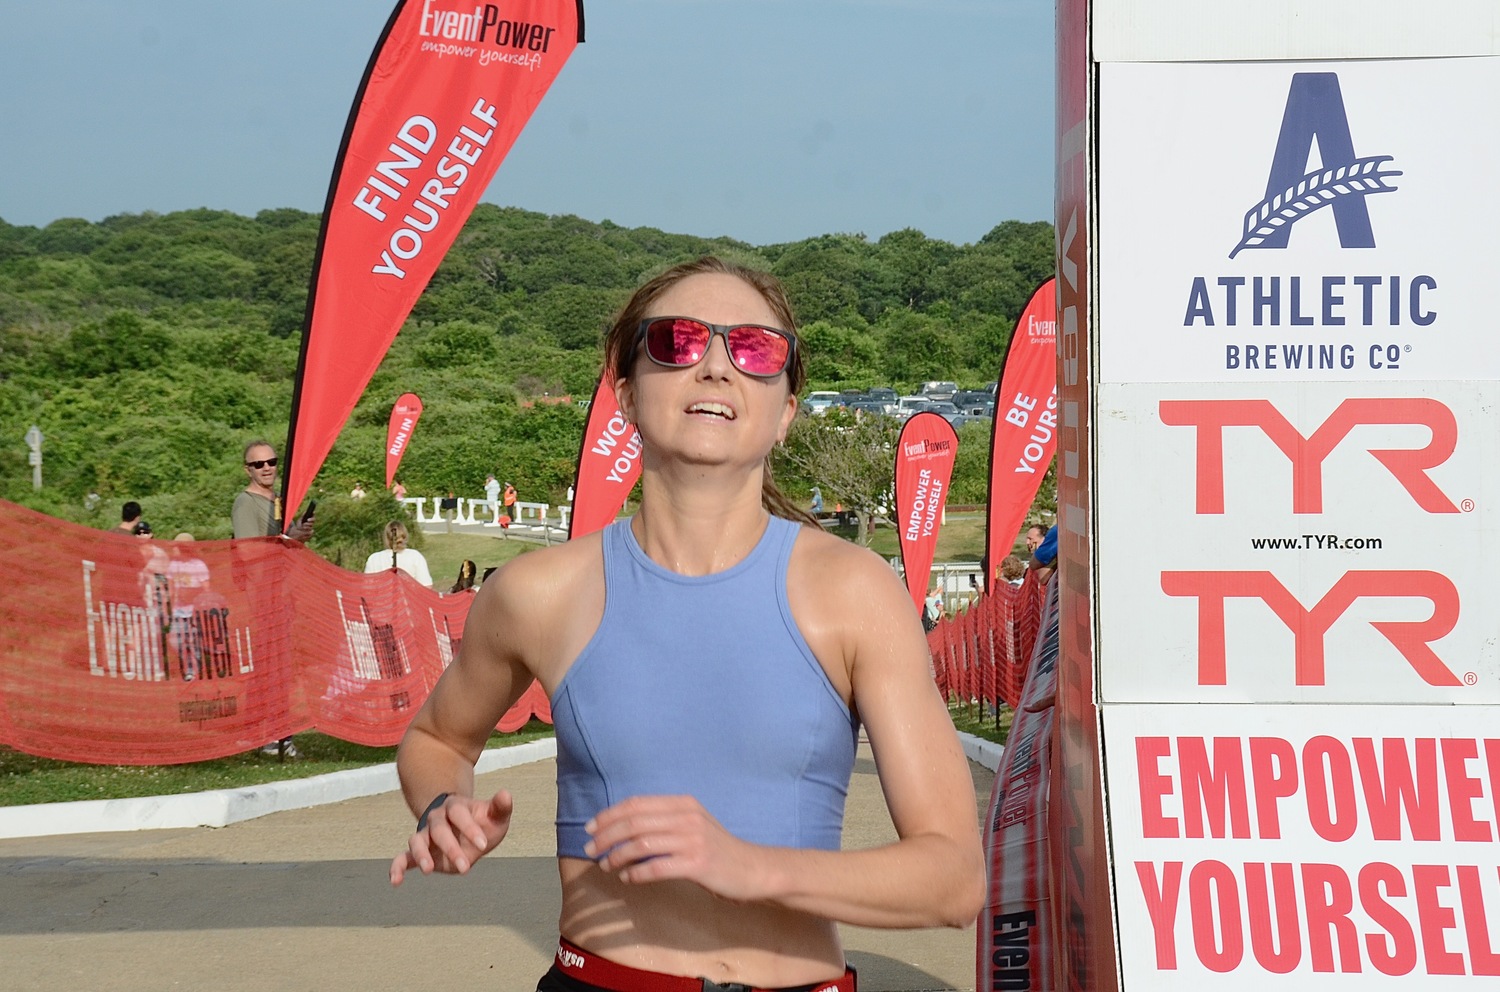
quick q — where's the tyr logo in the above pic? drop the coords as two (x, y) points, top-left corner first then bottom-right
(1229, 72), (1401, 258)
(1161, 570), (1462, 687)
(1159, 398), (1459, 514)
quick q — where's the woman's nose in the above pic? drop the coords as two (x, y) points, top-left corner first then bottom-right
(697, 331), (735, 378)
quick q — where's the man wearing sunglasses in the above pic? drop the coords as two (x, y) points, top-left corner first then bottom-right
(232, 439), (311, 760)
(232, 440), (314, 542)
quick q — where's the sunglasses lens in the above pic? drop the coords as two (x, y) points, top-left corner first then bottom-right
(645, 319), (709, 367)
(641, 319), (791, 377)
(727, 326), (790, 376)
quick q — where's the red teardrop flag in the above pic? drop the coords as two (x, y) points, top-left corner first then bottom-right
(282, 0), (586, 523)
(895, 412), (959, 612)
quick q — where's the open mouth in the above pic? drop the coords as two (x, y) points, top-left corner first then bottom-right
(686, 401), (736, 421)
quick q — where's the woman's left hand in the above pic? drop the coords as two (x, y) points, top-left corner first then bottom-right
(583, 795), (762, 900)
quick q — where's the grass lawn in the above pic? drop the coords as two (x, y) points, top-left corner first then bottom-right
(949, 701), (1012, 747)
(0, 723), (555, 808)
(829, 510), (1026, 563)
(414, 530), (540, 591)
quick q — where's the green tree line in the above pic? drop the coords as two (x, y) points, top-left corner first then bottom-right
(0, 205), (1054, 547)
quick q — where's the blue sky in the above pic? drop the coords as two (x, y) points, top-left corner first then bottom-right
(0, 1), (1055, 246)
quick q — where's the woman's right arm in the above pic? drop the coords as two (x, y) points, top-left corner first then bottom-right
(389, 567), (537, 884)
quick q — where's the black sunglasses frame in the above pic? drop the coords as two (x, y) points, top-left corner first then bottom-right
(245, 458), (278, 469)
(633, 317), (796, 379)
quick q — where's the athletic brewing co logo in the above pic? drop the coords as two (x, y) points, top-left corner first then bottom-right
(1228, 72), (1401, 259)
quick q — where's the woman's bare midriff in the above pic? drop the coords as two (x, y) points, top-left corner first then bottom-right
(557, 857), (846, 987)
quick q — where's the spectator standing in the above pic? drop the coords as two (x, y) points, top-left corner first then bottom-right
(232, 441), (313, 542)
(1000, 554), (1026, 586)
(810, 485), (824, 516)
(115, 501), (142, 535)
(363, 520), (434, 589)
(1029, 523), (1058, 584)
(439, 491), (459, 533)
(484, 474), (501, 523)
(231, 439), (310, 759)
(350, 481), (368, 500)
(502, 481), (517, 524)
(391, 479), (407, 500)
(923, 586), (945, 631)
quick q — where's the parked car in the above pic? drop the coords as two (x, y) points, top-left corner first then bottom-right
(896, 395), (933, 419)
(834, 390), (868, 408)
(918, 381), (960, 402)
(804, 390), (839, 414)
(953, 390), (996, 417)
(847, 399), (893, 418)
(863, 387), (899, 414)
(953, 389), (991, 408)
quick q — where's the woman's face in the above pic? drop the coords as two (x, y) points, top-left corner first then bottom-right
(616, 272), (798, 472)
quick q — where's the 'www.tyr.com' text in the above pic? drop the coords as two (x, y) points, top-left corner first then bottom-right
(1250, 535), (1384, 551)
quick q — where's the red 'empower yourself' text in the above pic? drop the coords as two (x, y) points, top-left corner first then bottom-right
(1131, 735), (1500, 977)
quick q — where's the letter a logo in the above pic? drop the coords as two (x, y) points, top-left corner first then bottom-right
(1229, 73), (1401, 258)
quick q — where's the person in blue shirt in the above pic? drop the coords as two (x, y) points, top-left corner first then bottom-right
(1030, 523), (1058, 582)
(389, 257), (982, 992)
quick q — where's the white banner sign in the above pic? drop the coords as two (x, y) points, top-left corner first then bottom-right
(1096, 380), (1499, 704)
(1106, 704), (1500, 988)
(1097, 57), (1500, 384)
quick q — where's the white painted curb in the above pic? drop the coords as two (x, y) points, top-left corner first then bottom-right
(0, 739), (556, 841)
(957, 731), (1004, 772)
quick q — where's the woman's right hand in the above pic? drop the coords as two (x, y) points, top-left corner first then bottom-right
(389, 790), (514, 885)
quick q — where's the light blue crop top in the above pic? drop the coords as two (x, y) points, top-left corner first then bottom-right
(551, 515), (858, 858)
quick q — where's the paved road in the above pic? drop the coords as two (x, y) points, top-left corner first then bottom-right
(0, 744), (994, 992)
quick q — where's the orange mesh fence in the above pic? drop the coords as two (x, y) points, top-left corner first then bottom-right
(928, 571), (1045, 712)
(0, 499), (546, 765)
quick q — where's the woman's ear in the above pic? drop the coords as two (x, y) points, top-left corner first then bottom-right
(775, 393), (798, 443)
(613, 374), (636, 424)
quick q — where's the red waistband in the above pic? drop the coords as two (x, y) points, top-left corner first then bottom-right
(554, 937), (855, 992)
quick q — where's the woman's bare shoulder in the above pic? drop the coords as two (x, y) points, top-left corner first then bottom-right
(463, 531), (607, 679)
(788, 524), (913, 621)
(791, 523), (899, 583)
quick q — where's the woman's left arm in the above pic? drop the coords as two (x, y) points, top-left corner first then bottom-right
(584, 540), (985, 928)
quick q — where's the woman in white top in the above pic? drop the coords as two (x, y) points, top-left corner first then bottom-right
(363, 520), (433, 589)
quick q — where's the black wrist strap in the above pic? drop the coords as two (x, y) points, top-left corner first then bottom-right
(416, 792), (450, 832)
